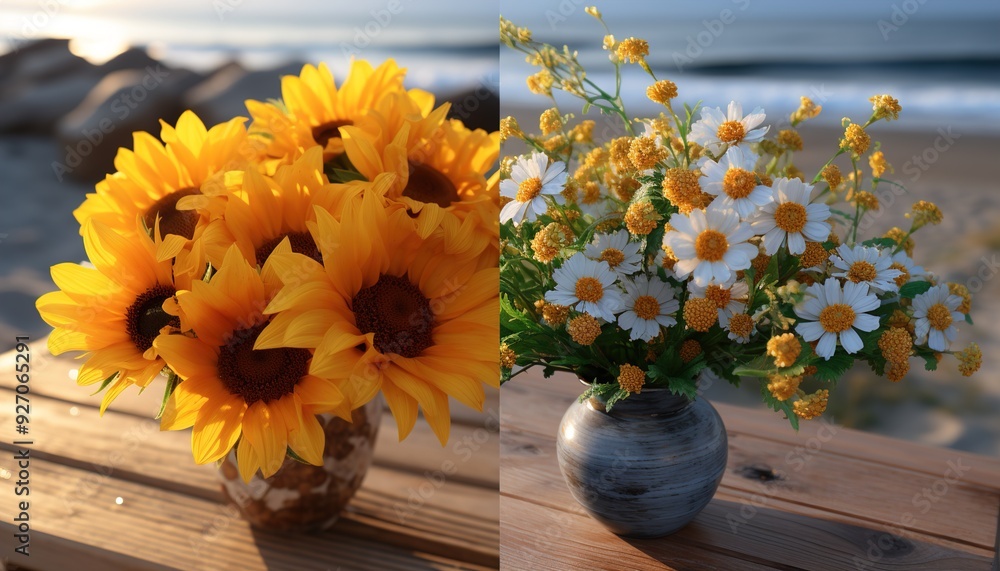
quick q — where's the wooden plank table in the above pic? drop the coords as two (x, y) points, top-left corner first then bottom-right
(501, 368), (1000, 570)
(0, 341), (499, 570)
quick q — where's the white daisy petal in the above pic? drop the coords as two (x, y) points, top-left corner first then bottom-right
(840, 328), (864, 354)
(816, 331), (838, 359)
(796, 320), (825, 341)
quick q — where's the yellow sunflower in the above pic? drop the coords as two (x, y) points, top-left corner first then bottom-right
(341, 118), (500, 248)
(198, 146), (377, 269)
(246, 59), (429, 170)
(35, 218), (194, 413)
(74, 111), (252, 254)
(154, 245), (347, 482)
(255, 189), (499, 445)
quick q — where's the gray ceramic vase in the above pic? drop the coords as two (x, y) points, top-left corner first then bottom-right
(556, 385), (728, 538)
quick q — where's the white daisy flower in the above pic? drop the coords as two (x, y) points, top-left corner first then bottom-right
(545, 253), (624, 321)
(699, 146), (772, 219)
(888, 251), (926, 288)
(618, 275), (680, 341)
(663, 205), (758, 287)
(500, 152), (566, 225)
(750, 177), (831, 256)
(689, 101), (769, 155)
(688, 280), (750, 320)
(719, 310), (756, 344)
(584, 230), (643, 277)
(912, 284), (964, 351)
(794, 278), (880, 360)
(830, 244), (903, 294)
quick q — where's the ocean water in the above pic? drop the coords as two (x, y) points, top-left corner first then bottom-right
(500, 0), (1000, 134)
(0, 0), (498, 93)
(3, 0), (999, 133)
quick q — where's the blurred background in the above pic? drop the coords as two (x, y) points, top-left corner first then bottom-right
(501, 0), (1000, 455)
(0, 0), (498, 341)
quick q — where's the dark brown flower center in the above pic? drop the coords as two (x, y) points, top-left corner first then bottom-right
(402, 161), (459, 208)
(144, 187), (201, 239)
(312, 120), (353, 148)
(254, 231), (322, 267)
(217, 321), (311, 404)
(352, 274), (434, 358)
(126, 285), (179, 352)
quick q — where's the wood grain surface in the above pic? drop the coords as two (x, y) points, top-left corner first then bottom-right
(501, 369), (1000, 570)
(0, 342), (499, 570)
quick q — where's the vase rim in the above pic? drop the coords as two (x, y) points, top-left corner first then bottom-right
(575, 376), (684, 394)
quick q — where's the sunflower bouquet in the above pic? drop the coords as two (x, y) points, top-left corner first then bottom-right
(498, 12), (981, 426)
(36, 59), (500, 481)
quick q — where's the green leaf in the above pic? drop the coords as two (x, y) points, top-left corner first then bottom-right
(582, 101), (592, 115)
(90, 371), (120, 396)
(812, 353), (855, 383)
(155, 370), (181, 419)
(861, 237), (898, 249)
(285, 446), (310, 464)
(760, 382), (799, 430)
(732, 355), (774, 378)
(667, 377), (698, 400)
(965, 313), (974, 325)
(921, 353), (938, 371)
(603, 388), (630, 412)
(899, 281), (933, 299)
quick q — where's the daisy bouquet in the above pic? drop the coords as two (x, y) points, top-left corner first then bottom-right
(36, 59), (500, 480)
(498, 12), (980, 426)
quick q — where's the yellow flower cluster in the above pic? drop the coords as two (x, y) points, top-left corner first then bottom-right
(617, 364), (646, 393)
(908, 200), (943, 228)
(616, 37), (649, 64)
(767, 333), (802, 368)
(568, 314), (603, 345)
(647, 80), (679, 104)
(870, 94), (902, 121)
(842, 123), (871, 155)
(531, 223), (574, 263)
(500, 343), (518, 369)
(683, 298), (718, 332)
(624, 201), (660, 235)
(956, 343), (982, 377)
(679, 339), (702, 363)
(821, 164), (842, 190)
(539, 108), (563, 135)
(793, 390), (829, 420)
(869, 151), (892, 178)
(791, 96), (822, 124)
(767, 374), (802, 401)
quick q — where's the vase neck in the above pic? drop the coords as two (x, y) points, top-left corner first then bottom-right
(589, 389), (692, 416)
